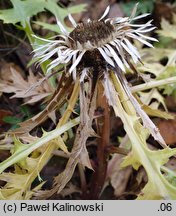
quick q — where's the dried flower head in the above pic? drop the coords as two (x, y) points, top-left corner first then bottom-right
(29, 4), (167, 200)
(33, 4), (157, 81)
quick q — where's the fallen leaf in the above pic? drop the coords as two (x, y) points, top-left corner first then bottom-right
(0, 67), (53, 104)
(60, 183), (81, 198)
(12, 75), (74, 134)
(156, 119), (176, 145)
(165, 96), (176, 111)
(107, 154), (132, 197)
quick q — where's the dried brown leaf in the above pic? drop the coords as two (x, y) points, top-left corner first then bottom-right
(60, 183), (81, 198)
(34, 80), (96, 199)
(156, 119), (176, 145)
(0, 67), (53, 104)
(106, 136), (132, 197)
(11, 76), (74, 135)
(107, 154), (132, 197)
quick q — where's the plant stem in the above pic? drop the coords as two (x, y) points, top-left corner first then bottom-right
(78, 163), (87, 194)
(131, 76), (176, 93)
(88, 81), (110, 199)
(106, 146), (129, 156)
(24, 21), (35, 44)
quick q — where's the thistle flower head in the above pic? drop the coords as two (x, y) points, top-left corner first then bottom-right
(33, 4), (157, 81)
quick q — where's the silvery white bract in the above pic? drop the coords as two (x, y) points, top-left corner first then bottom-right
(33, 3), (157, 81)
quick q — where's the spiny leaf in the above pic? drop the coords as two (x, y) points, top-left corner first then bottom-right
(0, 82), (80, 199)
(0, 188), (23, 200)
(105, 72), (176, 199)
(0, 167), (46, 200)
(0, 117), (80, 174)
(142, 104), (174, 119)
(157, 66), (176, 96)
(0, 125), (76, 199)
(140, 48), (176, 99)
(34, 79), (95, 199)
(136, 148), (176, 200)
(139, 23), (176, 99)
(0, 0), (86, 31)
(24, 181), (46, 200)
(53, 137), (68, 154)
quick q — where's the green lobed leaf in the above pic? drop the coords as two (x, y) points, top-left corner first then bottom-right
(0, 0), (46, 27)
(44, 2), (86, 22)
(33, 21), (61, 33)
(0, 0), (86, 30)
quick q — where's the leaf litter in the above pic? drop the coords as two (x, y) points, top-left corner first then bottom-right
(0, 66), (53, 104)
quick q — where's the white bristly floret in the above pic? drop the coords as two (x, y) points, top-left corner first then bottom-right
(33, 3), (158, 80)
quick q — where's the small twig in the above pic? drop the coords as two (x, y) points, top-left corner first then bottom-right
(4, 31), (29, 47)
(131, 76), (176, 93)
(25, 68), (64, 95)
(106, 146), (129, 156)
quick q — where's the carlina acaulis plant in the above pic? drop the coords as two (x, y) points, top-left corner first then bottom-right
(32, 3), (167, 199)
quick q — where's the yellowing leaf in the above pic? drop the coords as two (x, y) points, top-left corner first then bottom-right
(0, 117), (79, 174)
(157, 18), (176, 39)
(105, 72), (176, 199)
(137, 62), (165, 77)
(142, 104), (174, 119)
(33, 79), (95, 199)
(138, 88), (167, 110)
(54, 137), (68, 154)
(0, 138), (64, 200)
(0, 81), (80, 200)
(0, 188), (23, 200)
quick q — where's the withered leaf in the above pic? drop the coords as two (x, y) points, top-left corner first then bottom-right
(0, 67), (53, 104)
(34, 80), (96, 199)
(11, 76), (74, 134)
